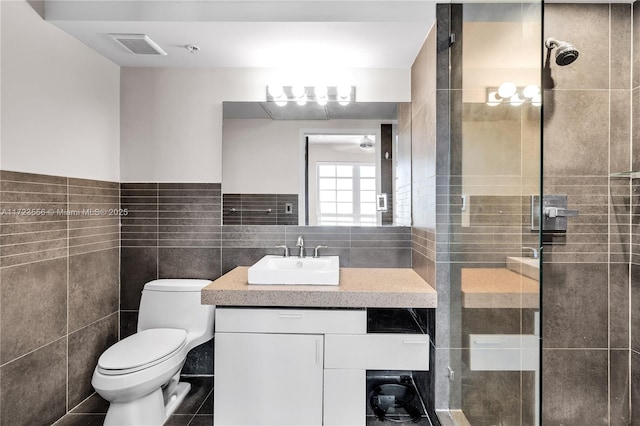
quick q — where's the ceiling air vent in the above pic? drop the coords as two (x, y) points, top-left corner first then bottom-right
(110, 34), (167, 56)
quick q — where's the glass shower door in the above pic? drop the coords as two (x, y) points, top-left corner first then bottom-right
(443, 2), (542, 425)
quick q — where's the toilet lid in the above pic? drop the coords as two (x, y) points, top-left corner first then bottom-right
(98, 328), (187, 375)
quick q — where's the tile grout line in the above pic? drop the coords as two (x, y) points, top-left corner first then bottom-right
(187, 387), (214, 425)
(68, 312), (119, 340)
(0, 172), (2, 419)
(629, 3), (635, 422)
(157, 183), (160, 280)
(0, 335), (73, 369)
(66, 176), (70, 415)
(119, 183), (122, 343)
(607, 6), (612, 424)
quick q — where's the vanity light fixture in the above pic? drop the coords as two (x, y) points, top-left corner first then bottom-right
(486, 84), (541, 107)
(487, 91), (501, 107)
(267, 85), (288, 106)
(292, 86), (308, 106)
(266, 85), (356, 106)
(314, 86), (328, 106)
(337, 85), (353, 106)
(497, 82), (517, 98)
(509, 93), (524, 107)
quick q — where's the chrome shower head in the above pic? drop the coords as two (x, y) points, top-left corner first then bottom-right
(545, 37), (579, 66)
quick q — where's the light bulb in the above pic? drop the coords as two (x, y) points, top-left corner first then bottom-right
(337, 85), (352, 99)
(532, 94), (542, 107)
(338, 100), (350, 106)
(510, 94), (524, 106)
(275, 100), (287, 107)
(498, 82), (517, 99)
(486, 91), (501, 106)
(314, 86), (328, 98)
(267, 85), (284, 98)
(315, 86), (328, 105)
(296, 96), (307, 106)
(292, 85), (306, 99)
(523, 84), (540, 99)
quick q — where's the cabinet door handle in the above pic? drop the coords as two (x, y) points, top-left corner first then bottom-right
(402, 340), (428, 345)
(472, 339), (500, 347)
(277, 313), (303, 319)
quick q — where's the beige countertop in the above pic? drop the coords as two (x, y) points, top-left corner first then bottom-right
(462, 268), (539, 309)
(202, 267), (437, 308)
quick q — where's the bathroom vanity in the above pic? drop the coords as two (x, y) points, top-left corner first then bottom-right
(202, 267), (437, 426)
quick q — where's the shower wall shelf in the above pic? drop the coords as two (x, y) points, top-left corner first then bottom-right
(610, 171), (640, 178)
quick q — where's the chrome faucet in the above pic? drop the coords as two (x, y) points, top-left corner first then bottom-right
(522, 246), (539, 259)
(296, 236), (305, 258)
(313, 245), (328, 258)
(274, 245), (290, 257)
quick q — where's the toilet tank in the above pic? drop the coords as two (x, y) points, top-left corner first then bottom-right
(138, 279), (214, 350)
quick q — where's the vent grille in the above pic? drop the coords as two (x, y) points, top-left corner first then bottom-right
(110, 34), (167, 56)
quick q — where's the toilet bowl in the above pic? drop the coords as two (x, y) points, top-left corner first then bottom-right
(92, 279), (214, 426)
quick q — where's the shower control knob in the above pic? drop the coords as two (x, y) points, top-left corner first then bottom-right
(544, 207), (579, 218)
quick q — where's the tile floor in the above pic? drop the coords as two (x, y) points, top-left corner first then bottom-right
(52, 376), (213, 426)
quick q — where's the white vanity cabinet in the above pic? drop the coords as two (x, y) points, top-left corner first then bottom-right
(215, 332), (324, 426)
(213, 308), (429, 426)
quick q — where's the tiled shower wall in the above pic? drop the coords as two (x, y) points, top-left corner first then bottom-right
(409, 13), (446, 425)
(0, 171), (119, 426)
(632, 1), (640, 422)
(543, 3), (632, 424)
(121, 182), (413, 374)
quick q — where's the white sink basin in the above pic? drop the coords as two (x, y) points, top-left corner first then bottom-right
(506, 257), (540, 281)
(248, 255), (340, 285)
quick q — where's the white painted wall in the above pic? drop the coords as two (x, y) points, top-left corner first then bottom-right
(222, 118), (384, 194)
(121, 67), (410, 182)
(1, 0), (120, 182)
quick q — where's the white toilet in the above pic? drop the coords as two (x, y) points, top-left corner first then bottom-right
(92, 279), (215, 426)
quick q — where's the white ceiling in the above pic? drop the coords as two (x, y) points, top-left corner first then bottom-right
(45, 1), (437, 68)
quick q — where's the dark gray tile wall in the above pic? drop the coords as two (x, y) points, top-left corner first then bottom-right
(121, 183), (411, 376)
(544, 3), (633, 424)
(410, 10), (444, 425)
(222, 193), (298, 225)
(120, 183), (221, 375)
(632, 3), (640, 423)
(542, 349), (609, 425)
(0, 171), (120, 425)
(396, 102), (412, 226)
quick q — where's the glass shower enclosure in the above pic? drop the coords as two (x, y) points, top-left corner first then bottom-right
(437, 2), (543, 425)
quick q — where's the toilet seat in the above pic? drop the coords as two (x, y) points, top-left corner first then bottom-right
(98, 328), (187, 376)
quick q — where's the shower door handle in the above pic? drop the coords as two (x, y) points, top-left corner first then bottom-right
(544, 207), (579, 218)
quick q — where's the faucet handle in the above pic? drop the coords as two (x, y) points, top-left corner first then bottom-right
(313, 245), (329, 258)
(274, 245), (289, 257)
(521, 246), (539, 259)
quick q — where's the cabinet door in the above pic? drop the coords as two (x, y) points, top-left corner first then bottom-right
(214, 333), (324, 426)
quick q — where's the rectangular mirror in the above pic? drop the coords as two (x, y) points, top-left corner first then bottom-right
(222, 102), (411, 226)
